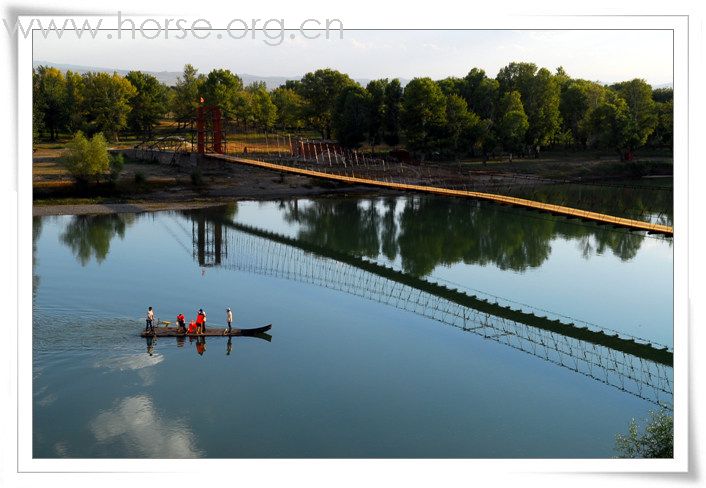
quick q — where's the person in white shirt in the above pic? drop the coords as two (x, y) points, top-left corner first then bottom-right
(146, 306), (155, 332)
(226, 308), (233, 334)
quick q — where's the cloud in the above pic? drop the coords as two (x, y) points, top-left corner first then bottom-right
(90, 395), (203, 458)
(94, 353), (164, 371)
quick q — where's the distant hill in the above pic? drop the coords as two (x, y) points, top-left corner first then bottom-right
(32, 61), (411, 89)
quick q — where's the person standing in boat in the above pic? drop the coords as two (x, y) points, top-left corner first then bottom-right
(198, 308), (207, 332)
(146, 306), (155, 333)
(226, 307), (233, 334)
(176, 313), (186, 333)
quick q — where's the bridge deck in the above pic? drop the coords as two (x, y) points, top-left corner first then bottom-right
(212, 154), (673, 236)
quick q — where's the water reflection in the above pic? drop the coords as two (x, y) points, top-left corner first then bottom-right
(59, 214), (136, 266)
(508, 181), (673, 227)
(280, 196), (666, 276)
(33, 216), (42, 301)
(90, 395), (203, 458)
(55, 196), (669, 276)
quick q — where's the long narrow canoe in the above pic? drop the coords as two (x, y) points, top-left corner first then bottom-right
(140, 324), (272, 338)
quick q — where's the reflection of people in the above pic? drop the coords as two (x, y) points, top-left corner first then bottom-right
(146, 336), (155, 356)
(146, 306), (155, 333)
(226, 336), (232, 355)
(226, 308), (233, 334)
(196, 336), (206, 356)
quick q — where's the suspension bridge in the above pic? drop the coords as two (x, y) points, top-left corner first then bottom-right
(160, 211), (674, 409)
(133, 112), (673, 236)
(206, 153), (674, 236)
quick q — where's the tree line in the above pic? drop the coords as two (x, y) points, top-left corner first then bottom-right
(33, 62), (672, 161)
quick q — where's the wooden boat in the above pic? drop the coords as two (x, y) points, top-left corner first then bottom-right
(140, 324), (272, 338)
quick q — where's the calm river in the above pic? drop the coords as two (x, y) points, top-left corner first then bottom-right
(33, 185), (673, 458)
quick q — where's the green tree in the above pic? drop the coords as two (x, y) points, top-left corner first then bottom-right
(200, 69), (244, 120)
(462, 68), (500, 121)
(63, 131), (110, 183)
(248, 84), (278, 131)
(497, 61), (538, 96)
(333, 85), (371, 148)
(497, 91), (529, 160)
(525, 68), (562, 148)
(34, 66), (67, 140)
(32, 70), (45, 143)
(436, 76), (465, 97)
(299, 69), (357, 139)
(81, 72), (137, 141)
(401, 77), (447, 159)
(652, 87), (673, 103)
(172, 64), (204, 125)
(443, 94), (480, 160)
(383, 79), (403, 147)
(615, 410), (673, 458)
(497, 62), (561, 149)
(366, 79), (388, 149)
(650, 99), (673, 148)
(271, 87), (306, 130)
(64, 70), (85, 133)
(125, 71), (168, 138)
(588, 90), (630, 156)
(612, 79), (658, 154)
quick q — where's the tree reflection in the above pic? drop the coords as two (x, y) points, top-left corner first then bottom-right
(59, 214), (136, 266)
(279, 195), (657, 277)
(33, 216), (43, 301)
(285, 199), (381, 258)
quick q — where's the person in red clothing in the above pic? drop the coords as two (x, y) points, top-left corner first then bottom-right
(197, 308), (207, 332)
(187, 321), (198, 335)
(176, 313), (186, 333)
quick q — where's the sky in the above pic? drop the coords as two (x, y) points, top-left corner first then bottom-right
(33, 29), (673, 86)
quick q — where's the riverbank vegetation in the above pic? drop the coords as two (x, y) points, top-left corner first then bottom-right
(615, 409), (673, 458)
(33, 62), (672, 164)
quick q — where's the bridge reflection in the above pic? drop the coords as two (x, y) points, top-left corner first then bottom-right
(180, 205), (673, 410)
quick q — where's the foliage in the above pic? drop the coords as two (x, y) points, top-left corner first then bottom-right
(63, 131), (110, 183)
(401, 77), (447, 158)
(382, 79), (403, 147)
(271, 87), (305, 130)
(248, 84), (278, 131)
(366, 79), (387, 147)
(497, 91), (529, 157)
(298, 68), (357, 139)
(108, 153), (125, 183)
(332, 85), (371, 148)
(34, 66), (67, 141)
(615, 410), (673, 458)
(31, 61), (671, 161)
(81, 72), (137, 141)
(125, 71), (168, 137)
(611, 79), (658, 152)
(443, 94), (480, 159)
(200, 69), (244, 120)
(172, 64), (204, 124)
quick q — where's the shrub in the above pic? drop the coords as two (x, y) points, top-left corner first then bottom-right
(134, 171), (146, 185)
(108, 153), (125, 183)
(64, 131), (110, 183)
(615, 409), (673, 458)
